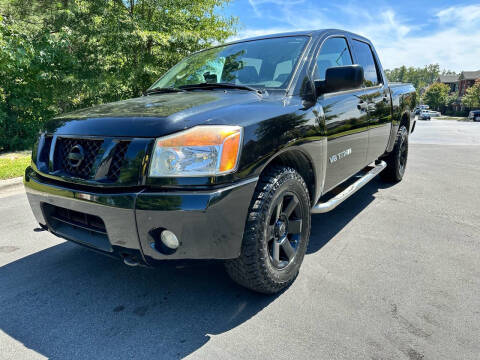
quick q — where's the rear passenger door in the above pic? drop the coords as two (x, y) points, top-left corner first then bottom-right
(315, 37), (370, 192)
(351, 39), (392, 162)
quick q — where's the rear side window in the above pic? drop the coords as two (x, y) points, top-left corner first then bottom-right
(351, 40), (381, 87)
(314, 37), (353, 80)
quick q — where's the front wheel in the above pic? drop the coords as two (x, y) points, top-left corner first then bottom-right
(381, 125), (409, 182)
(225, 167), (311, 294)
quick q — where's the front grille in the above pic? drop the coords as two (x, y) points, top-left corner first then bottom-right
(39, 136), (52, 163)
(35, 135), (147, 185)
(56, 138), (103, 178)
(108, 141), (129, 181)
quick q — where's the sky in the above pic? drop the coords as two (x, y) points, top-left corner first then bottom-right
(223, 0), (480, 72)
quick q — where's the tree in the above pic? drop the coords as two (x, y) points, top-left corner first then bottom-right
(385, 64), (446, 104)
(423, 83), (450, 111)
(462, 79), (480, 109)
(0, 0), (237, 151)
(385, 64), (442, 91)
(445, 92), (458, 107)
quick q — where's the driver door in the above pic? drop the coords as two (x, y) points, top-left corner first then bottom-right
(315, 37), (370, 192)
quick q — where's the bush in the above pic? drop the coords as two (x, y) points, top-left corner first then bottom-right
(444, 109), (469, 117)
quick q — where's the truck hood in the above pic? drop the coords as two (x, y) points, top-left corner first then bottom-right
(45, 90), (265, 137)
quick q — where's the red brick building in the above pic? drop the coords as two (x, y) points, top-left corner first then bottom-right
(459, 70), (480, 96)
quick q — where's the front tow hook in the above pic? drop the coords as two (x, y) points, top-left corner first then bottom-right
(123, 255), (140, 267)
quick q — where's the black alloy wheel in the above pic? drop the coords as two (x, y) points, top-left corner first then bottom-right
(398, 133), (408, 177)
(225, 166), (311, 294)
(381, 125), (409, 182)
(267, 192), (303, 269)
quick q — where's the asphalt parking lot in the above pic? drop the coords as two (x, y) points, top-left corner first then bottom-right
(0, 119), (479, 360)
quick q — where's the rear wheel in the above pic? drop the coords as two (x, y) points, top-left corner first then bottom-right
(225, 167), (311, 294)
(381, 125), (409, 182)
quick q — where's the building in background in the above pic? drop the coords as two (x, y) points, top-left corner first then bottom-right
(436, 70), (480, 113)
(437, 71), (480, 97)
(459, 70), (480, 96)
(438, 73), (459, 93)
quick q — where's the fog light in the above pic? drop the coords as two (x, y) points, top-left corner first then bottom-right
(148, 228), (180, 255)
(160, 230), (179, 250)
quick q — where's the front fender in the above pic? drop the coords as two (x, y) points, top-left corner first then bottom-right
(237, 103), (327, 204)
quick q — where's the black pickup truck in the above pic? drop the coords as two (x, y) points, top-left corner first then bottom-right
(25, 29), (416, 294)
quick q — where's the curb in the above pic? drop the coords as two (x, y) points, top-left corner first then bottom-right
(0, 177), (23, 192)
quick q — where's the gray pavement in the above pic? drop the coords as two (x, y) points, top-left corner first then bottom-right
(0, 119), (479, 359)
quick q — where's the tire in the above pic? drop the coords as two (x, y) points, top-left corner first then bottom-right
(225, 167), (311, 294)
(381, 125), (409, 182)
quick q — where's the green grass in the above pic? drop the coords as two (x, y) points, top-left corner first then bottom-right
(0, 152), (31, 180)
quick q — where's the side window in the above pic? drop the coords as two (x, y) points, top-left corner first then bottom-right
(314, 37), (353, 80)
(351, 40), (381, 87)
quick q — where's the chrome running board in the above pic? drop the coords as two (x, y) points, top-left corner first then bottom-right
(312, 161), (386, 214)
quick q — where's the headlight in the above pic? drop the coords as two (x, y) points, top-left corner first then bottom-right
(149, 125), (242, 177)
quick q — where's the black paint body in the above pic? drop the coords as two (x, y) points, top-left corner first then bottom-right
(24, 29), (416, 264)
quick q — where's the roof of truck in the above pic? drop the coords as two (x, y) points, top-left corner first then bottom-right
(228, 29), (369, 44)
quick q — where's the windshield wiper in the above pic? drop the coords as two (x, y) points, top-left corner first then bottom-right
(179, 82), (262, 93)
(144, 87), (185, 95)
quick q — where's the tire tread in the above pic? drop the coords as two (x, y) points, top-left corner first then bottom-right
(225, 166), (310, 294)
(381, 125), (408, 182)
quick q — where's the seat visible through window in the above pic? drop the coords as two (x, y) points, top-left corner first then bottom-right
(236, 66), (259, 84)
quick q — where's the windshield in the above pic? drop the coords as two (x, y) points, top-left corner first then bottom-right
(149, 36), (309, 90)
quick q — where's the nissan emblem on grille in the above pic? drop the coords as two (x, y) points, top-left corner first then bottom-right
(67, 144), (85, 168)
(58, 138), (103, 179)
(54, 137), (130, 181)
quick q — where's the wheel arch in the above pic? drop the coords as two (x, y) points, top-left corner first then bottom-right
(400, 111), (411, 133)
(258, 148), (318, 205)
(385, 110), (412, 154)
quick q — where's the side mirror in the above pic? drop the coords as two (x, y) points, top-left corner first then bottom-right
(314, 65), (364, 95)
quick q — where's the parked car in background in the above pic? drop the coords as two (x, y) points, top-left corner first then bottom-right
(419, 110), (431, 120)
(468, 110), (480, 122)
(415, 105), (430, 115)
